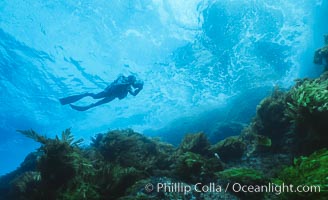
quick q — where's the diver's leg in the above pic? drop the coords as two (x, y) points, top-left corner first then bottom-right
(90, 91), (107, 99)
(92, 96), (116, 107)
(69, 96), (115, 111)
(59, 93), (92, 105)
(69, 104), (94, 111)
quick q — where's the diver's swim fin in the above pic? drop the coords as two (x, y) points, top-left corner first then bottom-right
(69, 104), (92, 111)
(59, 94), (89, 105)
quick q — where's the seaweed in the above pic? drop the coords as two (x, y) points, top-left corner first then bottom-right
(210, 136), (246, 161)
(174, 152), (205, 183)
(10, 171), (41, 197)
(17, 128), (83, 147)
(217, 167), (266, 185)
(17, 129), (48, 144)
(14, 129), (97, 200)
(217, 167), (267, 199)
(60, 129), (84, 147)
(255, 87), (289, 137)
(285, 76), (328, 154)
(250, 87), (290, 152)
(178, 132), (211, 155)
(286, 79), (328, 122)
(274, 149), (328, 199)
(91, 129), (175, 174)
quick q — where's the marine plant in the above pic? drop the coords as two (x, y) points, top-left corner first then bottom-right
(175, 152), (205, 183)
(17, 129), (98, 200)
(178, 132), (211, 155)
(286, 79), (328, 123)
(10, 171), (41, 199)
(274, 149), (328, 199)
(217, 167), (267, 200)
(217, 167), (266, 185)
(17, 129), (48, 144)
(0, 151), (39, 199)
(18, 128), (84, 146)
(98, 165), (144, 199)
(246, 87), (290, 152)
(91, 129), (175, 174)
(284, 78), (328, 154)
(210, 136), (246, 161)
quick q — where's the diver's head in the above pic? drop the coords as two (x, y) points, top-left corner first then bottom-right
(127, 75), (137, 84)
(133, 80), (144, 89)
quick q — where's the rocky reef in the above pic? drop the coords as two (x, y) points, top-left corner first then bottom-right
(0, 38), (328, 200)
(314, 34), (328, 70)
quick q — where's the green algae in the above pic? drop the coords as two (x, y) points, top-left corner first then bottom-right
(274, 149), (328, 199)
(217, 167), (267, 200)
(286, 79), (328, 123)
(217, 167), (266, 185)
(210, 136), (246, 161)
(178, 132), (211, 155)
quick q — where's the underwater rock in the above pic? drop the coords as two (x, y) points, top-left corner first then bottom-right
(285, 73), (328, 155)
(239, 126), (277, 157)
(210, 136), (246, 162)
(286, 76), (328, 122)
(217, 167), (267, 200)
(9, 128), (183, 200)
(35, 129), (86, 193)
(102, 165), (145, 199)
(255, 135), (272, 147)
(9, 171), (41, 199)
(251, 87), (290, 151)
(120, 177), (239, 200)
(178, 132), (211, 155)
(91, 129), (175, 175)
(14, 129), (100, 200)
(120, 177), (198, 200)
(0, 152), (38, 200)
(175, 152), (205, 182)
(237, 153), (292, 179)
(173, 134), (223, 183)
(314, 34), (328, 69)
(173, 151), (223, 183)
(235, 87), (291, 158)
(240, 75), (328, 156)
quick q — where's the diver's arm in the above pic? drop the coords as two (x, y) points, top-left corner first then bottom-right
(128, 87), (142, 96)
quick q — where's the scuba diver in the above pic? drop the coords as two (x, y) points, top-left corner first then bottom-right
(59, 75), (143, 111)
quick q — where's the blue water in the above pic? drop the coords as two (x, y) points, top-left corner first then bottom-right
(0, 0), (327, 175)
